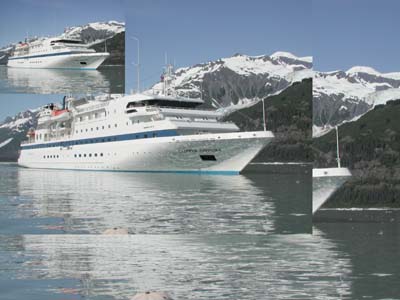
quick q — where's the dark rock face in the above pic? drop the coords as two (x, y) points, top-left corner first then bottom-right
(313, 93), (372, 127)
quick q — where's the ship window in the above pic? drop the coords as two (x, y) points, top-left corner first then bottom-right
(153, 133), (157, 137)
(100, 153), (103, 157)
(94, 153), (98, 157)
(200, 155), (217, 161)
(114, 124), (117, 127)
(80, 62), (87, 65)
(136, 135), (139, 139)
(144, 134), (148, 138)
(74, 154), (77, 158)
(102, 139), (105, 142)
(79, 154), (81, 157)
(84, 154), (87, 157)
(96, 127), (99, 130)
(102, 126), (105, 129)
(43, 155), (45, 159)
(108, 125), (111, 128)
(91, 128), (93, 131)
(89, 153), (92, 157)
(86, 129), (88, 132)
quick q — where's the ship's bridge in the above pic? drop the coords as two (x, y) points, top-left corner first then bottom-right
(122, 93), (205, 109)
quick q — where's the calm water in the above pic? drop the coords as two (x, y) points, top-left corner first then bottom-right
(0, 65), (124, 94)
(2, 224), (398, 300)
(0, 163), (311, 235)
(314, 222), (400, 300)
(0, 233), (353, 300)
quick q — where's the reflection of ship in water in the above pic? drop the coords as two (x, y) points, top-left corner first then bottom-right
(16, 168), (275, 234)
(313, 127), (351, 214)
(13, 233), (352, 299)
(5, 66), (118, 94)
(2, 65), (124, 94)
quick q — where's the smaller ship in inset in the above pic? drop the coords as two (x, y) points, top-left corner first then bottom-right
(313, 126), (351, 214)
(7, 37), (109, 70)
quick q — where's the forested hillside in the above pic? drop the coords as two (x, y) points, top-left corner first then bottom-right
(314, 99), (400, 207)
(225, 78), (312, 162)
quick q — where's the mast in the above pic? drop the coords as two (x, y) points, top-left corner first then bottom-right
(130, 36), (140, 93)
(336, 125), (341, 168)
(262, 98), (266, 132)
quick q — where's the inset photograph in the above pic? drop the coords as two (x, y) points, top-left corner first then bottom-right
(0, 0), (125, 94)
(0, 0), (312, 234)
(312, 0), (400, 222)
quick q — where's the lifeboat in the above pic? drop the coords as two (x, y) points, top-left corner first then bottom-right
(51, 109), (71, 122)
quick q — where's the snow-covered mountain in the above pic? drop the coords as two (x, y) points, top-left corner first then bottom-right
(61, 21), (125, 45)
(0, 109), (38, 133)
(314, 66), (400, 136)
(0, 109), (39, 160)
(149, 52), (312, 108)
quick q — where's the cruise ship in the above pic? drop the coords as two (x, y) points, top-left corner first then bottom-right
(18, 67), (274, 174)
(7, 37), (109, 69)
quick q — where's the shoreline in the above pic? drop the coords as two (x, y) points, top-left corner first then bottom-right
(313, 208), (400, 223)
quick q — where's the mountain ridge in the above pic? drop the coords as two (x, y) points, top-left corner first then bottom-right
(313, 66), (400, 136)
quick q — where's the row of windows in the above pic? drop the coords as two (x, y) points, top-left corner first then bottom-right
(42, 133), (159, 148)
(74, 153), (104, 158)
(43, 155), (60, 159)
(77, 112), (106, 122)
(75, 120), (151, 134)
(76, 123), (117, 134)
(44, 153), (104, 159)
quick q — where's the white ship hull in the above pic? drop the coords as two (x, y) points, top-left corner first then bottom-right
(312, 168), (351, 214)
(7, 52), (109, 70)
(18, 131), (273, 174)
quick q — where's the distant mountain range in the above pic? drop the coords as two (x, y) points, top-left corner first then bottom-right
(0, 51), (312, 161)
(61, 21), (124, 44)
(150, 51), (312, 108)
(313, 66), (400, 136)
(0, 21), (125, 65)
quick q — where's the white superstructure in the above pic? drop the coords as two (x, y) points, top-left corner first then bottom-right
(18, 73), (274, 174)
(7, 37), (109, 69)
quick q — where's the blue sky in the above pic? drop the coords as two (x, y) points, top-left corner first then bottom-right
(313, 0), (400, 72)
(0, 0), (124, 46)
(125, 0), (312, 92)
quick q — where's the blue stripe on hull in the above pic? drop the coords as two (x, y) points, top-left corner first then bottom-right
(18, 165), (239, 176)
(21, 129), (179, 150)
(7, 66), (97, 70)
